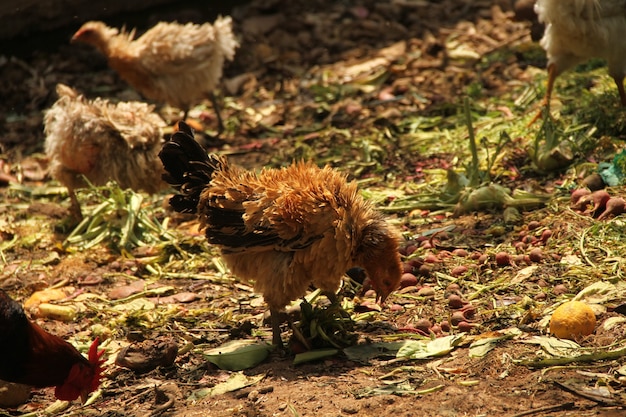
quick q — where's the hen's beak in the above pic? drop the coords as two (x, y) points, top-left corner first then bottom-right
(376, 291), (389, 305)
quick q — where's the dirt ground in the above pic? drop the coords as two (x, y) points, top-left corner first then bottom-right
(2, 0), (626, 416)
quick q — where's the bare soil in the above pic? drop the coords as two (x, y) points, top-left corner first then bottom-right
(1, 1), (626, 416)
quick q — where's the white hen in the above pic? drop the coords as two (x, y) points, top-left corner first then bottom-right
(535, 0), (626, 110)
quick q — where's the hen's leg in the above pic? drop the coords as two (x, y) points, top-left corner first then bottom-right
(613, 76), (626, 106)
(322, 291), (339, 305)
(269, 307), (283, 347)
(529, 62), (557, 126)
(68, 189), (83, 220)
(209, 92), (224, 136)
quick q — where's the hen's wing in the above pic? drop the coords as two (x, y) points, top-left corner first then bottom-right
(132, 22), (220, 75)
(589, 0), (626, 18)
(100, 100), (165, 149)
(204, 163), (354, 253)
(160, 123), (349, 253)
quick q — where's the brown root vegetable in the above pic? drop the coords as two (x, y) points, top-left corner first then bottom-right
(540, 229), (552, 243)
(440, 320), (451, 332)
(450, 311), (466, 326)
(495, 251), (511, 266)
(403, 244), (417, 256)
(589, 190), (611, 215)
(597, 197), (626, 220)
(448, 294), (465, 309)
(570, 188), (591, 206)
(451, 248), (468, 257)
(400, 273), (418, 288)
(513, 241), (527, 253)
(414, 318), (432, 333)
(424, 253), (440, 263)
(457, 321), (474, 332)
(408, 258), (424, 269)
(581, 173), (605, 191)
(528, 247), (543, 263)
(450, 265), (468, 277)
(527, 220), (541, 230)
(417, 286), (435, 297)
(417, 264), (432, 277)
(573, 189), (610, 215)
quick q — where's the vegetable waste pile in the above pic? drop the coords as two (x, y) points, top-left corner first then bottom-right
(2, 0), (626, 416)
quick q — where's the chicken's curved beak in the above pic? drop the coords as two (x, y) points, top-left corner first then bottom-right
(70, 29), (84, 43)
(376, 291), (390, 305)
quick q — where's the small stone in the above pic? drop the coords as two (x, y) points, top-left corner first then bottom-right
(341, 404), (360, 414)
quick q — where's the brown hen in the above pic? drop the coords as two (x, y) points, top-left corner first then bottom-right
(159, 122), (402, 347)
(44, 83), (166, 218)
(0, 290), (105, 402)
(71, 16), (239, 133)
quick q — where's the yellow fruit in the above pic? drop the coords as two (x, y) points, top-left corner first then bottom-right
(549, 301), (596, 340)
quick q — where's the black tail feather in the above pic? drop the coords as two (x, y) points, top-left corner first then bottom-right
(159, 121), (222, 213)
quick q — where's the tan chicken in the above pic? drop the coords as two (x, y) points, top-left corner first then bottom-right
(159, 122), (402, 347)
(44, 83), (167, 218)
(534, 0), (626, 118)
(71, 16), (239, 133)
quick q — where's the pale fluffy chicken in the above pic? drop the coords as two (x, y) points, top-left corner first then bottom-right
(44, 83), (167, 217)
(535, 0), (626, 113)
(71, 17), (239, 132)
(159, 122), (402, 347)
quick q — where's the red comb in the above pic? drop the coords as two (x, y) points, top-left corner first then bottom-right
(88, 337), (105, 363)
(88, 337), (106, 390)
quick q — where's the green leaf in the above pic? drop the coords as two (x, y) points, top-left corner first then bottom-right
(522, 335), (582, 357)
(468, 328), (522, 358)
(111, 298), (156, 312)
(293, 348), (339, 365)
(343, 341), (406, 362)
(396, 334), (466, 360)
(187, 372), (265, 400)
(203, 340), (272, 371)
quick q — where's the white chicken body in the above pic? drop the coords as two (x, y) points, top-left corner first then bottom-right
(535, 0), (626, 103)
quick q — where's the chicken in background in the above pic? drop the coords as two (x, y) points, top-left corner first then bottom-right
(0, 289), (104, 402)
(533, 0), (626, 118)
(159, 122), (402, 347)
(71, 16), (239, 134)
(44, 83), (167, 218)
